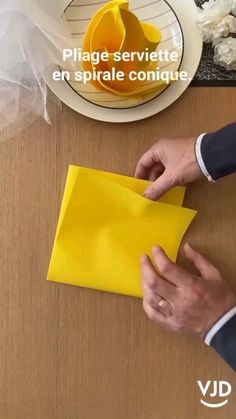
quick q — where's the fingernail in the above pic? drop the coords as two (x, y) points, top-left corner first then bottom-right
(141, 254), (148, 263)
(144, 188), (156, 200)
(152, 245), (161, 253)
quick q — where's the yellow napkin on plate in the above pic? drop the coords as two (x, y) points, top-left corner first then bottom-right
(47, 165), (197, 297)
(83, 0), (167, 97)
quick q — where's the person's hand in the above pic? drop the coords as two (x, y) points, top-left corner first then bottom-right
(135, 137), (204, 200)
(141, 244), (236, 339)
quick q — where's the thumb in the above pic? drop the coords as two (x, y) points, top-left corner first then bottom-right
(184, 243), (218, 279)
(143, 171), (174, 201)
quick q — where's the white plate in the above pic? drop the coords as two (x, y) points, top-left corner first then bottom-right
(61, 0), (184, 109)
(46, 0), (202, 122)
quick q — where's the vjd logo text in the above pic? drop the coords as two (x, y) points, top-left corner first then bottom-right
(197, 380), (232, 408)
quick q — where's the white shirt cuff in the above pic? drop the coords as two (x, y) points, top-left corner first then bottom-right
(204, 306), (236, 346)
(195, 133), (215, 183)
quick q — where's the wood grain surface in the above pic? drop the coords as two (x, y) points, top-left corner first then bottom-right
(0, 87), (236, 419)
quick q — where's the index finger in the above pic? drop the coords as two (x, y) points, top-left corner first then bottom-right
(141, 254), (177, 301)
(152, 246), (193, 287)
(135, 146), (163, 180)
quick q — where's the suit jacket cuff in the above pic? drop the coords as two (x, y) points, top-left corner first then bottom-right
(197, 123), (236, 181)
(208, 311), (236, 371)
(204, 306), (236, 346)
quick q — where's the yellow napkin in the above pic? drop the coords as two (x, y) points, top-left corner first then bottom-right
(47, 166), (197, 297)
(83, 0), (167, 97)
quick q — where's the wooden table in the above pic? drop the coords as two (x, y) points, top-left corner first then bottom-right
(1, 87), (236, 419)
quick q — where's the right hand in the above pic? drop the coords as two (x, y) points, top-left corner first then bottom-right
(141, 244), (236, 339)
(135, 136), (204, 200)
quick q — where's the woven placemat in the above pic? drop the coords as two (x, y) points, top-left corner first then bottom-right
(192, 0), (236, 86)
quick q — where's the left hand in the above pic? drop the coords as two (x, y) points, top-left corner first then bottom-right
(141, 244), (236, 339)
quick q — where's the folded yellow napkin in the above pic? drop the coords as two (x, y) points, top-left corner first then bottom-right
(83, 0), (167, 97)
(47, 166), (196, 297)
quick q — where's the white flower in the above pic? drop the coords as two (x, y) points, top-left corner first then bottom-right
(214, 37), (236, 69)
(197, 0), (232, 24)
(197, 0), (235, 42)
(232, 0), (236, 15)
(212, 14), (236, 40)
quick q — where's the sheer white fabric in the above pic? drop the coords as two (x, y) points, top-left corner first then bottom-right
(0, 0), (73, 140)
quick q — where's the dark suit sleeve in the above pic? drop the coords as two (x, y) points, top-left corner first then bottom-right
(200, 122), (236, 181)
(210, 315), (236, 371)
